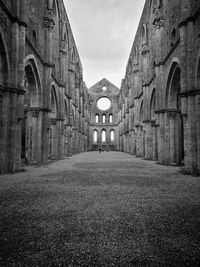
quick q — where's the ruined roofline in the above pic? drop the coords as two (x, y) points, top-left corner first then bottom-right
(88, 78), (120, 91)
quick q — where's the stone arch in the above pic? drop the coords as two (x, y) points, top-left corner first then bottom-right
(0, 30), (9, 86)
(24, 55), (42, 105)
(165, 61), (181, 109)
(21, 58), (42, 164)
(165, 61), (184, 165)
(50, 84), (58, 118)
(48, 84), (59, 159)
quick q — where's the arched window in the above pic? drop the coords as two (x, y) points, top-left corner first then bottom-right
(93, 130), (98, 143)
(141, 24), (148, 46)
(110, 130), (115, 142)
(50, 86), (57, 118)
(109, 114), (113, 123)
(102, 114), (106, 123)
(95, 114), (99, 123)
(102, 130), (106, 142)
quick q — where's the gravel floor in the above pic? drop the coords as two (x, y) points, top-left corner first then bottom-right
(0, 152), (200, 266)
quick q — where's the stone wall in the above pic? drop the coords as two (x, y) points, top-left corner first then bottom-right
(0, 0), (89, 173)
(118, 0), (200, 175)
(88, 78), (119, 151)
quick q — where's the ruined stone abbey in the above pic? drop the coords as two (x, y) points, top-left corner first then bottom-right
(0, 0), (200, 175)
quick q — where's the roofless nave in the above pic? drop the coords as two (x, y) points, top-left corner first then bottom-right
(0, 0), (200, 175)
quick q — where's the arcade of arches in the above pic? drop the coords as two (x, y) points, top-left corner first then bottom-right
(0, 0), (200, 175)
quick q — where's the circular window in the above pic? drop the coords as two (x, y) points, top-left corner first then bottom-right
(102, 86), (107, 91)
(97, 97), (111, 111)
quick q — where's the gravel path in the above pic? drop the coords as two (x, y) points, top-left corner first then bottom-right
(1, 152), (200, 266)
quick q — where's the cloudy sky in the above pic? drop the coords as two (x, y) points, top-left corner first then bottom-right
(64, 0), (145, 88)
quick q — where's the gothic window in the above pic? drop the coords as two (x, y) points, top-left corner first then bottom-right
(110, 130), (115, 142)
(62, 23), (69, 43)
(102, 114), (106, 123)
(50, 86), (57, 118)
(93, 130), (98, 143)
(95, 114), (99, 123)
(109, 114), (113, 123)
(141, 24), (148, 46)
(102, 130), (106, 142)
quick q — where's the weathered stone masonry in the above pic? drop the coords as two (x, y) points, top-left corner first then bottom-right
(118, 0), (200, 175)
(88, 78), (119, 151)
(1, 0), (200, 176)
(0, 0), (89, 173)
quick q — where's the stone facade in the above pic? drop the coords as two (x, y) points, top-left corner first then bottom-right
(118, 0), (200, 175)
(1, 0), (200, 176)
(88, 78), (119, 151)
(0, 0), (89, 173)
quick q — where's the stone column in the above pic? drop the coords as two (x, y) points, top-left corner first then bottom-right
(152, 123), (158, 161)
(196, 94), (200, 174)
(168, 111), (176, 165)
(157, 112), (164, 164)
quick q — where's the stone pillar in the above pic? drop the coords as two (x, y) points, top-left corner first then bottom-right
(152, 124), (158, 161)
(43, 16), (55, 162)
(157, 112), (164, 164)
(169, 112), (176, 165)
(196, 94), (200, 174)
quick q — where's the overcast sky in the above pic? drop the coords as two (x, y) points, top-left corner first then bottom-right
(64, 0), (145, 88)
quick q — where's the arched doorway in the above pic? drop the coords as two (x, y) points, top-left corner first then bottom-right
(22, 60), (41, 164)
(166, 63), (184, 165)
(49, 85), (58, 159)
(150, 89), (158, 160)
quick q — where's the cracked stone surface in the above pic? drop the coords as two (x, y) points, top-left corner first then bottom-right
(1, 152), (200, 266)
